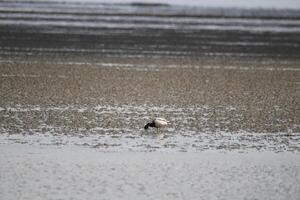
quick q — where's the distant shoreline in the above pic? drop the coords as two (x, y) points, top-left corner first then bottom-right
(2, 0), (300, 10)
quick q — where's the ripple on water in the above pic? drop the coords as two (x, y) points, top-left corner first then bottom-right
(0, 103), (299, 153)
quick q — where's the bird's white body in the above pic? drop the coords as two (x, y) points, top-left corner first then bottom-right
(144, 118), (170, 133)
(153, 118), (170, 128)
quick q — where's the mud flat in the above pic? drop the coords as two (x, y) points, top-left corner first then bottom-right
(0, 58), (300, 151)
(1, 59), (300, 134)
(1, 58), (300, 199)
(1, 1), (300, 199)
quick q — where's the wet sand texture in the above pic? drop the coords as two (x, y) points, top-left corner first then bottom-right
(1, 61), (299, 134)
(1, 1), (300, 199)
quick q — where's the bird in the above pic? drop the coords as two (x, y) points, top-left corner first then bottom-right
(144, 118), (170, 133)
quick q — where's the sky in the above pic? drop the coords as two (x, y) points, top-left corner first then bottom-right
(50, 0), (300, 9)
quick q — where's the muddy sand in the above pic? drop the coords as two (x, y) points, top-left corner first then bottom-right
(1, 58), (299, 134)
(1, 56), (300, 200)
(1, 1), (300, 198)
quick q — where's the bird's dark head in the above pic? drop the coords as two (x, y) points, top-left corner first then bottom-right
(144, 123), (150, 129)
(144, 121), (155, 129)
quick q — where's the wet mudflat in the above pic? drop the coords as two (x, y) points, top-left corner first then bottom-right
(1, 1), (300, 61)
(1, 59), (300, 200)
(1, 1), (300, 199)
(1, 57), (300, 153)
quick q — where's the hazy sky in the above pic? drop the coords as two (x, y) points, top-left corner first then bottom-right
(54, 0), (300, 9)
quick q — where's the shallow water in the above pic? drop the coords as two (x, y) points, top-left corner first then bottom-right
(1, 104), (299, 153)
(1, 1), (300, 61)
(1, 144), (300, 200)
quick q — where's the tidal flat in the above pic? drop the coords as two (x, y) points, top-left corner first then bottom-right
(1, 1), (300, 199)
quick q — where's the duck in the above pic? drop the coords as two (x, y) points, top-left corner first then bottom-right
(144, 118), (170, 132)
